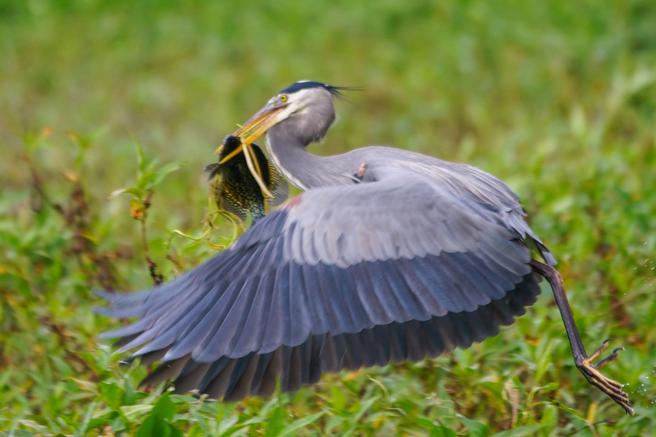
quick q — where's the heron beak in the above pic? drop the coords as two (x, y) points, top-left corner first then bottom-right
(213, 103), (287, 199)
(218, 144), (243, 165)
(237, 104), (287, 145)
(215, 104), (287, 159)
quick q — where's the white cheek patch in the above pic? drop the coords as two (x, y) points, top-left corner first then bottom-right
(278, 105), (296, 120)
(285, 88), (332, 117)
(289, 89), (313, 108)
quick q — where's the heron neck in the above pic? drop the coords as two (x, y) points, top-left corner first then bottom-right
(265, 130), (351, 189)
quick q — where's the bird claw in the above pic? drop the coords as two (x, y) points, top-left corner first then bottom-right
(586, 337), (624, 369)
(587, 338), (611, 362)
(576, 340), (634, 415)
(595, 347), (624, 369)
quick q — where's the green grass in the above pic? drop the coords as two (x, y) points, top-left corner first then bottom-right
(1, 0), (655, 435)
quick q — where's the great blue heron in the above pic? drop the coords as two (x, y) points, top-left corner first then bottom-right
(99, 80), (632, 414)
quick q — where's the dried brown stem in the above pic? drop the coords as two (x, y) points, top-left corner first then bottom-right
(139, 190), (164, 286)
(26, 157), (119, 290)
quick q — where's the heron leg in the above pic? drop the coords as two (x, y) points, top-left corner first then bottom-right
(530, 260), (634, 415)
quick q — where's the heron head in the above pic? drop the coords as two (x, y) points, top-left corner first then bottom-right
(229, 81), (343, 150)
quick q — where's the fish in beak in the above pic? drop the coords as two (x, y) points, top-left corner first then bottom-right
(216, 102), (288, 163)
(214, 101), (289, 198)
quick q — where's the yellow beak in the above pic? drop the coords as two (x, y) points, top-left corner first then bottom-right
(218, 144), (243, 165)
(213, 103), (287, 199)
(215, 104), (287, 159)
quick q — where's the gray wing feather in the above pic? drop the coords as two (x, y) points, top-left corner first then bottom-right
(99, 171), (544, 399)
(282, 179), (505, 267)
(361, 148), (555, 265)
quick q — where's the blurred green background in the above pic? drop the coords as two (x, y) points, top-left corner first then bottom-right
(1, 0), (655, 435)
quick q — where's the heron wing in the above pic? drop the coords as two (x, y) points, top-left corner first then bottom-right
(99, 174), (541, 400)
(445, 162), (557, 265)
(361, 147), (556, 265)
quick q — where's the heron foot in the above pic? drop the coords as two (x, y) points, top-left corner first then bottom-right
(530, 260), (633, 415)
(576, 339), (634, 415)
(587, 338), (624, 369)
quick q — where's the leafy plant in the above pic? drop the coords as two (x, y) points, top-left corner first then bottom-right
(1, 1), (655, 435)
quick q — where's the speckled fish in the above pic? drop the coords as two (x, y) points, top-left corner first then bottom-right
(205, 135), (288, 221)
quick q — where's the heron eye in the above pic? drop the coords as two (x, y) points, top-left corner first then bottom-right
(280, 94), (288, 103)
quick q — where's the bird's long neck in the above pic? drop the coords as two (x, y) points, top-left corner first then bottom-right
(265, 129), (352, 189)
